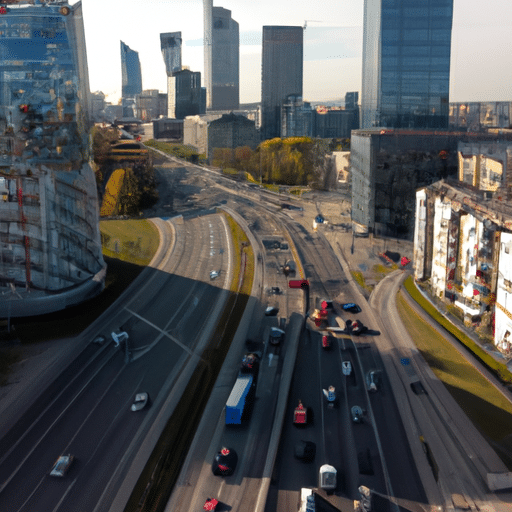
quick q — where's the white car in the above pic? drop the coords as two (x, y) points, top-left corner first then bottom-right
(50, 454), (74, 477)
(210, 270), (219, 280)
(367, 371), (378, 392)
(131, 392), (149, 411)
(342, 361), (352, 376)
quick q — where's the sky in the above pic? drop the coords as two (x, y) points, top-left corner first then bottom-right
(76, 0), (512, 106)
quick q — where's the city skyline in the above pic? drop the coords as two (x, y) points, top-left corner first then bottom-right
(78, 0), (512, 106)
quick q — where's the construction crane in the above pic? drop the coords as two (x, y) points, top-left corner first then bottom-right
(303, 20), (322, 30)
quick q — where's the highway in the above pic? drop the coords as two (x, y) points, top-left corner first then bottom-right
(2, 146), (512, 512)
(0, 213), (233, 512)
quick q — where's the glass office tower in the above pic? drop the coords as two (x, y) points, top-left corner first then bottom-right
(211, 7), (239, 111)
(0, 0), (106, 317)
(361, 0), (453, 129)
(120, 40), (142, 117)
(261, 26), (303, 140)
(160, 32), (182, 77)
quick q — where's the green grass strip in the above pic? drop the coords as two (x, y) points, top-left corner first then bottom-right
(403, 276), (512, 384)
(396, 292), (512, 467)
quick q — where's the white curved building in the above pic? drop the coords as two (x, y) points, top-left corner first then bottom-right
(0, 0), (106, 317)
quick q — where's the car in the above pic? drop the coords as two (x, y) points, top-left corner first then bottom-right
(366, 371), (378, 392)
(341, 303), (361, 314)
(265, 306), (279, 316)
(269, 327), (285, 345)
(240, 353), (259, 373)
(294, 440), (316, 462)
(270, 286), (281, 295)
(321, 335), (331, 348)
(131, 392), (149, 411)
(293, 400), (308, 425)
(346, 319), (368, 335)
(410, 381), (428, 395)
(321, 299), (334, 310)
(92, 335), (106, 345)
(342, 361), (352, 375)
(351, 405), (363, 423)
(212, 447), (238, 476)
(49, 454), (74, 477)
(210, 270), (219, 280)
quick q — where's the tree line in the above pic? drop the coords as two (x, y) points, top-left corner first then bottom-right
(212, 137), (350, 189)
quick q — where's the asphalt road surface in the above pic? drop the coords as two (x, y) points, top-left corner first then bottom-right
(0, 213), (233, 512)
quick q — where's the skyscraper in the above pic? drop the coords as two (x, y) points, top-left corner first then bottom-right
(203, 1), (239, 111)
(120, 41), (142, 117)
(203, 0), (213, 108)
(211, 7), (239, 110)
(261, 26), (303, 140)
(0, 0), (106, 317)
(361, 0), (453, 130)
(160, 32), (182, 77)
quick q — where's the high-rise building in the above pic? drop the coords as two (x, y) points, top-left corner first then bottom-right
(120, 41), (142, 117)
(160, 32), (182, 77)
(261, 26), (303, 140)
(361, 0), (453, 130)
(168, 69), (204, 119)
(211, 7), (239, 111)
(203, 2), (239, 111)
(0, 0), (106, 317)
(203, 0), (213, 108)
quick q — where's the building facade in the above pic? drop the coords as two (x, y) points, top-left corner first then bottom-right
(361, 0), (453, 130)
(414, 179), (512, 357)
(449, 102), (512, 132)
(168, 69), (204, 119)
(261, 26), (303, 140)
(0, 0), (106, 317)
(160, 32), (182, 77)
(120, 41), (142, 117)
(211, 7), (239, 111)
(136, 89), (160, 121)
(312, 108), (359, 139)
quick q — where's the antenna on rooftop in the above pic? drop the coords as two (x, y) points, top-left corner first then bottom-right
(303, 20), (323, 30)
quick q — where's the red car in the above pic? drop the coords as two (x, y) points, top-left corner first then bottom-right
(293, 400), (308, 424)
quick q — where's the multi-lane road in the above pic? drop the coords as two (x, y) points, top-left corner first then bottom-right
(0, 212), (234, 512)
(2, 149), (511, 512)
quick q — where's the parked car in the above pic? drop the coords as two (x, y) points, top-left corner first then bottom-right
(341, 303), (361, 314)
(49, 454), (74, 477)
(212, 447), (238, 476)
(269, 327), (285, 345)
(366, 371), (378, 392)
(131, 392), (149, 411)
(342, 361), (352, 375)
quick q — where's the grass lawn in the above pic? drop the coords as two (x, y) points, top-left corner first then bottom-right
(100, 219), (160, 266)
(396, 291), (512, 468)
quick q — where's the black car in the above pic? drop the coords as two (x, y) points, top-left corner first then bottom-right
(341, 303), (361, 314)
(212, 447), (238, 476)
(265, 306), (279, 316)
(294, 440), (316, 462)
(240, 353), (259, 373)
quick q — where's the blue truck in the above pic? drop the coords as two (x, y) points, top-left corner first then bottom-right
(225, 374), (253, 425)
